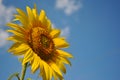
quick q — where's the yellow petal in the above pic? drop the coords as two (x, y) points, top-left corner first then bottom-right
(57, 50), (73, 58)
(7, 23), (25, 32)
(50, 63), (62, 78)
(22, 49), (33, 65)
(59, 56), (72, 66)
(7, 29), (24, 37)
(8, 43), (29, 55)
(39, 60), (48, 80)
(13, 43), (30, 55)
(12, 18), (19, 21)
(26, 6), (34, 22)
(58, 62), (66, 74)
(41, 61), (53, 80)
(32, 4), (38, 18)
(7, 35), (24, 42)
(39, 10), (46, 22)
(39, 10), (51, 31)
(39, 60), (44, 77)
(42, 72), (47, 80)
(15, 8), (28, 28)
(42, 61), (49, 80)
(46, 19), (51, 31)
(52, 71), (63, 80)
(32, 9), (37, 18)
(16, 8), (28, 21)
(8, 42), (22, 52)
(56, 72), (64, 80)
(53, 38), (69, 48)
(14, 49), (28, 56)
(52, 71), (58, 80)
(14, 14), (28, 27)
(48, 66), (52, 80)
(31, 54), (40, 73)
(50, 29), (60, 38)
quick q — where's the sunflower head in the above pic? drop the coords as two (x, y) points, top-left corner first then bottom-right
(7, 5), (73, 80)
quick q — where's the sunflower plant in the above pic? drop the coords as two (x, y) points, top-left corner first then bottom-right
(7, 5), (73, 80)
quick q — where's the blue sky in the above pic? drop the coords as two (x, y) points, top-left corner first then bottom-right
(0, 0), (120, 80)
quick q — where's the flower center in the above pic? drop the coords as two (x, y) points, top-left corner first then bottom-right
(28, 27), (55, 61)
(40, 34), (50, 48)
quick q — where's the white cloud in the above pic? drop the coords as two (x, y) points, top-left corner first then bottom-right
(0, 0), (15, 26)
(55, 0), (82, 15)
(61, 26), (70, 38)
(0, 29), (9, 47)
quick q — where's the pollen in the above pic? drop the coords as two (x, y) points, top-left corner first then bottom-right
(28, 27), (55, 61)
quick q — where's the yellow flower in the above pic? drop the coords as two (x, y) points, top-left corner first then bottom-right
(7, 5), (73, 80)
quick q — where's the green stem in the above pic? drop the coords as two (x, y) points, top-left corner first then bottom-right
(20, 63), (28, 80)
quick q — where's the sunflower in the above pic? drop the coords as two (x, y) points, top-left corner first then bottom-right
(7, 5), (73, 80)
